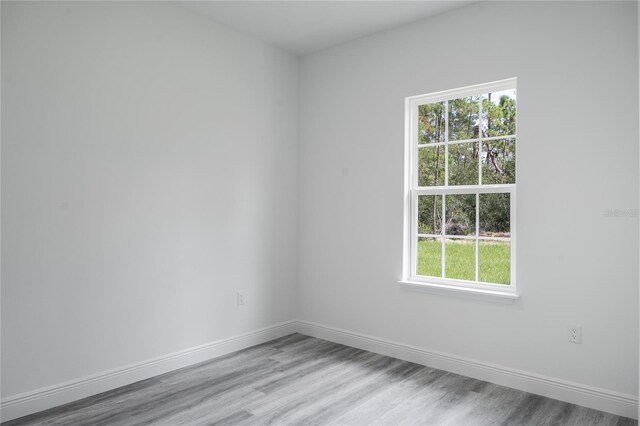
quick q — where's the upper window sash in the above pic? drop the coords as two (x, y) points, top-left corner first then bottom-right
(409, 79), (516, 190)
(407, 78), (517, 107)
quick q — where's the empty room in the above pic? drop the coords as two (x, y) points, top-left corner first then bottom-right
(1, 1), (639, 425)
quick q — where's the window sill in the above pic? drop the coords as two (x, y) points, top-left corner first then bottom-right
(398, 280), (519, 303)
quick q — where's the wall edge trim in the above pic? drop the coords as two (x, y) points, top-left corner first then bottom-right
(1, 321), (297, 422)
(296, 320), (638, 419)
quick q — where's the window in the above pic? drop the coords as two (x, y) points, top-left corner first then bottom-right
(402, 78), (517, 299)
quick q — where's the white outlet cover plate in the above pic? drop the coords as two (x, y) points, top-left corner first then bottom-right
(568, 325), (582, 343)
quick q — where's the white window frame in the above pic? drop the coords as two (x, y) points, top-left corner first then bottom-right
(400, 78), (519, 302)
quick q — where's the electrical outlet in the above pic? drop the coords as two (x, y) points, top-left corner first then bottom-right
(237, 292), (245, 306)
(568, 325), (581, 344)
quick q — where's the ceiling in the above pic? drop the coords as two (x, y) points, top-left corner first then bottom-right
(182, 1), (474, 56)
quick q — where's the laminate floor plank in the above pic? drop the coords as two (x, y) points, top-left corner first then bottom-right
(328, 366), (448, 426)
(373, 373), (478, 426)
(290, 360), (424, 426)
(257, 346), (363, 394)
(246, 352), (386, 422)
(251, 356), (407, 424)
(4, 334), (636, 426)
(447, 382), (529, 425)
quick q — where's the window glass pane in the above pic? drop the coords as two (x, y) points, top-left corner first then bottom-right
(448, 96), (480, 141)
(479, 240), (510, 284)
(417, 237), (442, 277)
(445, 239), (475, 281)
(482, 90), (516, 138)
(479, 193), (510, 237)
(418, 102), (445, 144)
(445, 194), (475, 236)
(418, 146), (445, 186)
(418, 195), (442, 234)
(482, 139), (515, 184)
(448, 142), (479, 185)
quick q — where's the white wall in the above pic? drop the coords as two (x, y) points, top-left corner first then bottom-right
(2, 0), (639, 417)
(1, 1), (298, 398)
(299, 0), (639, 398)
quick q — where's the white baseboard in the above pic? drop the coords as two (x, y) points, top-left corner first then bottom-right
(0, 321), (297, 423)
(3, 319), (637, 422)
(296, 320), (638, 419)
